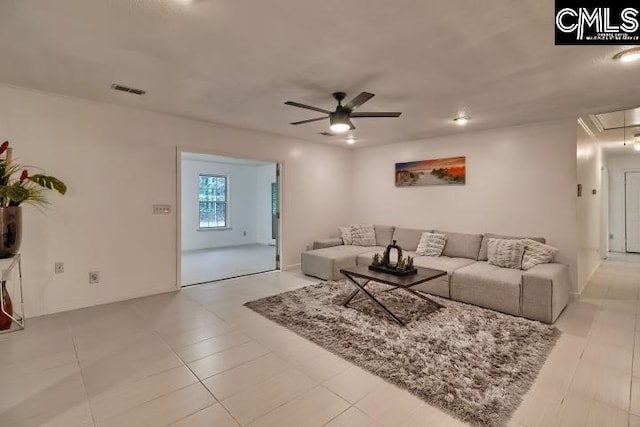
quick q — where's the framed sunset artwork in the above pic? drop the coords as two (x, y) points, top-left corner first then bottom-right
(395, 156), (466, 187)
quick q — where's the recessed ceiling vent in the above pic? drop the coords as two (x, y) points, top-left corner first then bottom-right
(110, 83), (146, 96)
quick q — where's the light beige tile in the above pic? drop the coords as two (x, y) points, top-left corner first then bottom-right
(324, 406), (382, 427)
(90, 365), (198, 420)
(247, 386), (349, 427)
(568, 360), (631, 410)
(0, 331), (75, 367)
(175, 330), (252, 363)
(188, 340), (269, 380)
(550, 392), (590, 426)
(632, 376), (640, 416)
(0, 349), (77, 382)
(588, 324), (635, 350)
(586, 400), (628, 426)
(96, 382), (216, 427)
(510, 381), (564, 427)
(278, 343), (351, 382)
(221, 369), (316, 425)
(631, 413), (640, 427)
(160, 320), (235, 349)
(356, 382), (423, 426)
(81, 339), (184, 398)
(581, 340), (633, 374)
(323, 366), (382, 404)
(169, 404), (239, 427)
(401, 403), (466, 427)
(0, 371), (93, 427)
(203, 353), (289, 401)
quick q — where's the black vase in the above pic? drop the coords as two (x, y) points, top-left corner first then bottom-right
(0, 207), (22, 259)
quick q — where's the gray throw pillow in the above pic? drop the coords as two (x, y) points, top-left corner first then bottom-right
(350, 224), (376, 247)
(487, 238), (525, 269)
(416, 232), (447, 257)
(522, 239), (558, 270)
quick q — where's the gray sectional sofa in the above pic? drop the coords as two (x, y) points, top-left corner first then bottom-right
(300, 225), (570, 323)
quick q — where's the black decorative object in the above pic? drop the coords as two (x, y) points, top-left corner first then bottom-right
(369, 240), (417, 276)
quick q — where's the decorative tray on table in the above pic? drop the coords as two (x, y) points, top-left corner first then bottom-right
(368, 265), (418, 276)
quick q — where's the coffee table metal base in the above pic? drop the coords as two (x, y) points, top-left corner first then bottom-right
(341, 272), (443, 327)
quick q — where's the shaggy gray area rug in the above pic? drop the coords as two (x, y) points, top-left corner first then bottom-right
(244, 280), (560, 427)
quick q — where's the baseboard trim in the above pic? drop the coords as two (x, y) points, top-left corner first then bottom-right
(282, 263), (301, 271)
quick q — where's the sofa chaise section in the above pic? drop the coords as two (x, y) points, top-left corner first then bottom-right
(301, 245), (385, 280)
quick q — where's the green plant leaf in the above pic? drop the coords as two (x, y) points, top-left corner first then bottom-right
(28, 174), (67, 195)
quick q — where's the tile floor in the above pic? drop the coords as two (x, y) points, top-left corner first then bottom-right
(2, 255), (640, 426)
(181, 244), (276, 286)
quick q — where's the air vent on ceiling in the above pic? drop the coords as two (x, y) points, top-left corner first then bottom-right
(110, 83), (147, 96)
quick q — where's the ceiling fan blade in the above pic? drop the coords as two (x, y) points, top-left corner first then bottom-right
(351, 112), (402, 118)
(290, 116), (327, 125)
(349, 120), (356, 130)
(284, 101), (331, 115)
(344, 92), (374, 111)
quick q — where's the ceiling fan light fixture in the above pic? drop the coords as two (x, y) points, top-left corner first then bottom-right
(613, 47), (640, 63)
(635, 133), (640, 151)
(329, 111), (350, 133)
(453, 116), (471, 126)
(346, 137), (355, 145)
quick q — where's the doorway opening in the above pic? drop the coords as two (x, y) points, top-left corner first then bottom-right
(180, 152), (280, 286)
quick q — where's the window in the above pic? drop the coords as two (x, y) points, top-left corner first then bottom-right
(199, 175), (228, 228)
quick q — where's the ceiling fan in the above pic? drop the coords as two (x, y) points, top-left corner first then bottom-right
(285, 92), (401, 133)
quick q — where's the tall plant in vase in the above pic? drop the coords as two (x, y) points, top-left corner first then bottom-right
(0, 140), (66, 330)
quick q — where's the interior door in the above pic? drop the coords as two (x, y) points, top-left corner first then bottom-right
(626, 171), (640, 253)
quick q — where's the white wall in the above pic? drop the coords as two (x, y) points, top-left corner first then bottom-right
(351, 119), (580, 292)
(607, 154), (640, 252)
(576, 123), (603, 292)
(256, 164), (277, 245)
(181, 159), (260, 251)
(0, 84), (352, 317)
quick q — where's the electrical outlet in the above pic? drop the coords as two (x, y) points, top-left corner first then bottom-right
(55, 262), (64, 274)
(243, 231), (247, 236)
(153, 204), (171, 215)
(89, 271), (100, 284)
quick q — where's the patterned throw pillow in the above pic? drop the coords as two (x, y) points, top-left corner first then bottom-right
(350, 224), (376, 247)
(522, 239), (558, 270)
(487, 238), (525, 269)
(416, 232), (447, 256)
(338, 226), (353, 245)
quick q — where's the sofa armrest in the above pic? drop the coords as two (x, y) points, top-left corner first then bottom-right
(312, 238), (344, 250)
(522, 263), (571, 323)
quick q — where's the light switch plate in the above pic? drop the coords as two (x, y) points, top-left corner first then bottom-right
(153, 204), (171, 214)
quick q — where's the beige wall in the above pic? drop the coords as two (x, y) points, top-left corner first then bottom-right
(0, 85), (352, 317)
(576, 122), (603, 293)
(351, 119), (580, 292)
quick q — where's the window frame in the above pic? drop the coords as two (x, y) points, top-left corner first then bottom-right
(197, 174), (230, 231)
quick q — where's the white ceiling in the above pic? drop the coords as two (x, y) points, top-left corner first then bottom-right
(1, 0), (639, 148)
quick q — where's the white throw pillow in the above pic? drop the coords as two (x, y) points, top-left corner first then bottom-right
(350, 224), (376, 247)
(416, 232), (447, 256)
(522, 239), (558, 270)
(338, 226), (353, 245)
(487, 238), (525, 269)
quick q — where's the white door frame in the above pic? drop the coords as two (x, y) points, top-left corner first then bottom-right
(176, 146), (283, 288)
(625, 170), (640, 253)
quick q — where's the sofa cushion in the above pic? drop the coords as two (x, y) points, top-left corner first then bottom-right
(350, 224), (376, 246)
(412, 255), (476, 274)
(301, 245), (379, 281)
(392, 227), (430, 252)
(522, 239), (558, 270)
(374, 224), (395, 247)
(435, 230), (483, 260)
(487, 238), (525, 269)
(478, 233), (546, 261)
(338, 226), (353, 245)
(451, 262), (524, 316)
(416, 232), (447, 256)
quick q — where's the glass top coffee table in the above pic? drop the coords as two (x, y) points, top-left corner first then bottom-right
(339, 265), (447, 327)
